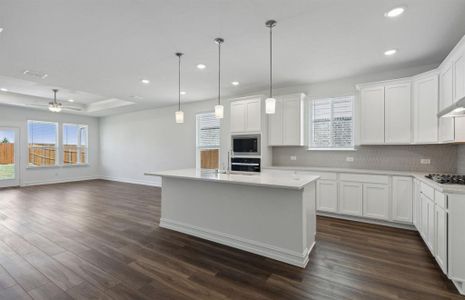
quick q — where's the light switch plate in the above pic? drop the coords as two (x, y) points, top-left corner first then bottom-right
(420, 159), (431, 165)
(346, 157), (354, 162)
(290, 156), (297, 161)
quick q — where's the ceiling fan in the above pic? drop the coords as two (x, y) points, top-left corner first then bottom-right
(26, 89), (83, 112)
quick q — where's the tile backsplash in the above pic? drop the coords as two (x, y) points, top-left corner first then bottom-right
(272, 144), (458, 173)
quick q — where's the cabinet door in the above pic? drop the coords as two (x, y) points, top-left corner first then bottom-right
(455, 54), (465, 103)
(385, 83), (411, 144)
(245, 99), (261, 132)
(339, 182), (363, 216)
(268, 98), (283, 145)
(360, 86), (385, 144)
(414, 74), (439, 143)
(283, 97), (303, 145)
(230, 101), (246, 133)
(439, 64), (455, 142)
(420, 194), (428, 240)
(392, 176), (413, 223)
(427, 198), (435, 254)
(413, 180), (421, 231)
(317, 180), (338, 213)
(455, 116), (465, 142)
(362, 183), (389, 220)
(435, 206), (448, 274)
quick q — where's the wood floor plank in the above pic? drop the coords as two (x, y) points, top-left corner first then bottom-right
(0, 180), (463, 300)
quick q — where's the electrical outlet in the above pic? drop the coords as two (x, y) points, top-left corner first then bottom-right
(346, 157), (354, 162)
(420, 159), (431, 165)
(290, 156), (297, 161)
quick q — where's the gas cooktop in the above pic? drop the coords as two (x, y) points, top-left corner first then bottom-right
(425, 174), (465, 185)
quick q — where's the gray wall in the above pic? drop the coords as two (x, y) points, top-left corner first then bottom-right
(272, 145), (457, 173)
(458, 145), (465, 174)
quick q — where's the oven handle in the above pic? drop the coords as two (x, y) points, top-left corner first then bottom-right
(231, 162), (260, 166)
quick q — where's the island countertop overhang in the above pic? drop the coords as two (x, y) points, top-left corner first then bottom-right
(145, 168), (319, 190)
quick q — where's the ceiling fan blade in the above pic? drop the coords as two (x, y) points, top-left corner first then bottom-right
(62, 106), (83, 111)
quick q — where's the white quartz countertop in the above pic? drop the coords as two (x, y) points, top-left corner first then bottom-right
(264, 166), (465, 194)
(145, 169), (319, 190)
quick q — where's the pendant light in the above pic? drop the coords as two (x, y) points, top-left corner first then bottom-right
(49, 89), (63, 112)
(214, 37), (224, 119)
(175, 52), (184, 123)
(265, 20), (277, 114)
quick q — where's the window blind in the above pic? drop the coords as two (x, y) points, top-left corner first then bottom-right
(311, 96), (354, 148)
(197, 113), (220, 148)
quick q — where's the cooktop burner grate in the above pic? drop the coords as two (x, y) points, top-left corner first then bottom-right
(425, 174), (465, 185)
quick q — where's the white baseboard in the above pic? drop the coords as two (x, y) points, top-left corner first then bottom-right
(452, 280), (465, 295)
(160, 218), (312, 268)
(21, 176), (100, 187)
(317, 211), (416, 231)
(100, 176), (161, 187)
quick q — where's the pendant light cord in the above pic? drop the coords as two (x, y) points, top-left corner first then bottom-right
(178, 54), (181, 111)
(218, 41), (221, 105)
(269, 25), (273, 99)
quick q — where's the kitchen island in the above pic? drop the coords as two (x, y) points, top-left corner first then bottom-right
(145, 169), (319, 267)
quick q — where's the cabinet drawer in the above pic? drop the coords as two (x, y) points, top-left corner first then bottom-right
(339, 173), (389, 184)
(420, 182), (435, 200)
(297, 171), (337, 181)
(435, 190), (447, 209)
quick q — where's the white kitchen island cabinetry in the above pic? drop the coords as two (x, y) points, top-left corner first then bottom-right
(146, 169), (318, 268)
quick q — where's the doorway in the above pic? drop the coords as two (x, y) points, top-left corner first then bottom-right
(0, 127), (20, 188)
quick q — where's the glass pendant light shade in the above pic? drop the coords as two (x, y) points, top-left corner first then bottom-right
(175, 110), (184, 123)
(265, 97), (276, 114)
(215, 104), (224, 119)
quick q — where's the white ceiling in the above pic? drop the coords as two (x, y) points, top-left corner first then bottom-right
(1, 0), (465, 116)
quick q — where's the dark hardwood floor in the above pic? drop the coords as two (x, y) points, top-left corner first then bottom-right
(0, 180), (462, 300)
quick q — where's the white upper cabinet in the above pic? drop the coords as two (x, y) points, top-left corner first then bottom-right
(360, 86), (385, 144)
(413, 72), (439, 144)
(230, 97), (261, 134)
(439, 64), (455, 142)
(385, 82), (412, 144)
(455, 53), (465, 103)
(268, 93), (305, 146)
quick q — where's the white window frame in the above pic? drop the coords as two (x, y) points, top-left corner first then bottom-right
(195, 112), (221, 170)
(308, 96), (355, 151)
(63, 123), (89, 166)
(27, 120), (59, 167)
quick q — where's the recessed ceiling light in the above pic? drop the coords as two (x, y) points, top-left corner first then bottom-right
(131, 95), (143, 100)
(0, 88), (8, 92)
(232, 81), (240, 86)
(141, 79), (150, 84)
(384, 49), (397, 56)
(385, 7), (406, 18)
(0, 28), (3, 33)
(196, 64), (206, 70)
(180, 91), (187, 95)
(68, 99), (74, 102)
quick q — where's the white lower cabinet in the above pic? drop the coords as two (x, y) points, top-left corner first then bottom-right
(392, 176), (413, 223)
(362, 184), (389, 220)
(420, 194), (429, 240)
(339, 182), (363, 216)
(413, 179), (421, 230)
(316, 180), (338, 212)
(426, 197), (435, 253)
(435, 205), (448, 274)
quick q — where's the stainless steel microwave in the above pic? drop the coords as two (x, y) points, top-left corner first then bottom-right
(232, 135), (260, 155)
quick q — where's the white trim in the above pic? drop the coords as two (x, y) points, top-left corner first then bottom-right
(452, 280), (465, 296)
(100, 175), (162, 187)
(317, 211), (416, 230)
(160, 218), (313, 268)
(21, 175), (99, 187)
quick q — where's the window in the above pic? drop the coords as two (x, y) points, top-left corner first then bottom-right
(28, 121), (58, 166)
(63, 124), (88, 165)
(310, 96), (354, 149)
(196, 112), (220, 169)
